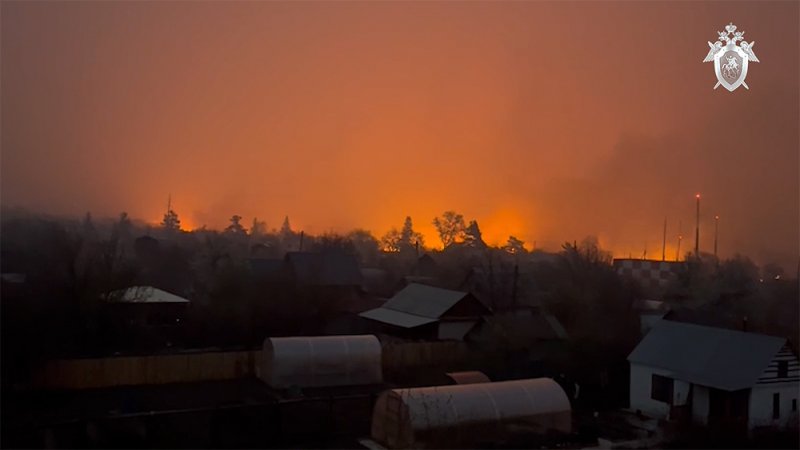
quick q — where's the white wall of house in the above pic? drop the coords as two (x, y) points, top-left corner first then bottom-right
(674, 379), (691, 406)
(692, 385), (710, 425)
(748, 382), (799, 429)
(630, 363), (672, 419)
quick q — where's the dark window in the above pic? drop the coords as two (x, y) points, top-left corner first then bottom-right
(651, 374), (673, 404)
(792, 399), (797, 412)
(773, 393), (780, 419)
(778, 361), (788, 378)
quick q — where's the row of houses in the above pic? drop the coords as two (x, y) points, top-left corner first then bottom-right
(106, 248), (565, 345)
(10, 249), (796, 446)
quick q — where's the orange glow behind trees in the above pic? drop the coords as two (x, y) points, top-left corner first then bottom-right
(1, 2), (798, 268)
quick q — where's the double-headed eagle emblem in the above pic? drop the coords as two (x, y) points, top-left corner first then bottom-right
(703, 22), (759, 91)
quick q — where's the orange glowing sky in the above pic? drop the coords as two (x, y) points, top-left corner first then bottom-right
(2, 2), (798, 266)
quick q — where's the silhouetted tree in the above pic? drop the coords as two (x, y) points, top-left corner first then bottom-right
(250, 217), (267, 237)
(463, 220), (486, 248)
(224, 215), (247, 235)
(280, 216), (292, 236)
(313, 233), (355, 254)
(563, 236), (612, 265)
(433, 211), (465, 248)
(161, 208), (181, 232)
(504, 235), (527, 254)
(718, 254), (759, 295)
(348, 229), (380, 265)
(279, 216), (298, 249)
(399, 216), (425, 250)
(380, 228), (402, 253)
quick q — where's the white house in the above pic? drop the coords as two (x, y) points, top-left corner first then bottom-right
(628, 320), (799, 432)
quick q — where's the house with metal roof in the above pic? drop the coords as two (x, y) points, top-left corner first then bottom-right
(628, 320), (799, 432)
(471, 308), (568, 348)
(359, 283), (490, 341)
(104, 286), (190, 350)
(109, 286), (190, 304)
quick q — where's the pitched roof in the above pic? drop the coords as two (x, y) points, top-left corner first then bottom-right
(109, 286), (190, 304)
(476, 311), (568, 343)
(382, 283), (470, 319)
(628, 320), (786, 391)
(359, 283), (472, 328)
(285, 252), (363, 286)
(359, 308), (438, 328)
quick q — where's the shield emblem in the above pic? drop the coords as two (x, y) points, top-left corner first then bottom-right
(714, 45), (749, 91)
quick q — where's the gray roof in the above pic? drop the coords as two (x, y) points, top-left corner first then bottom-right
(109, 286), (190, 304)
(382, 283), (470, 318)
(359, 308), (437, 328)
(285, 252), (363, 286)
(628, 320), (786, 391)
(475, 311), (568, 343)
(359, 283), (471, 328)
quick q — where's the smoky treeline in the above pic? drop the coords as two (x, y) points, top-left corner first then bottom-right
(1, 206), (797, 393)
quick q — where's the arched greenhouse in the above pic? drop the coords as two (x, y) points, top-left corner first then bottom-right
(370, 378), (571, 448)
(260, 335), (382, 388)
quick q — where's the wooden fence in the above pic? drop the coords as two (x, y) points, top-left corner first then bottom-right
(33, 340), (478, 390)
(382, 341), (473, 371)
(32, 351), (262, 389)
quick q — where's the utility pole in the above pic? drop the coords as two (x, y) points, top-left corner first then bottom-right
(695, 194), (701, 257)
(714, 215), (719, 258)
(662, 217), (667, 262)
(676, 220), (682, 262)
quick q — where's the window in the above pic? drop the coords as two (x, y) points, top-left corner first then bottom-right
(651, 374), (673, 404)
(773, 393), (780, 419)
(778, 361), (788, 378)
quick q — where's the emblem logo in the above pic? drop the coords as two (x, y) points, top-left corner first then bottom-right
(703, 22), (759, 91)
